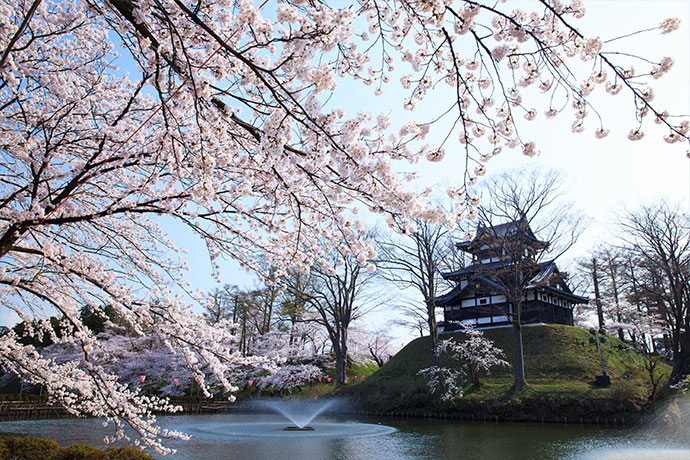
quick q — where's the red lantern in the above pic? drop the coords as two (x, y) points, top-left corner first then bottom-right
(318, 377), (322, 382)
(327, 377), (332, 382)
(113, 376), (118, 382)
(173, 378), (179, 385)
(139, 375), (146, 383)
(247, 380), (253, 387)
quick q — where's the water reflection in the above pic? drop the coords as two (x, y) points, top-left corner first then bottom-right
(582, 448), (690, 460)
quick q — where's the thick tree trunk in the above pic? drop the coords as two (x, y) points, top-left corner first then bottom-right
(670, 330), (690, 383)
(262, 301), (273, 334)
(335, 353), (346, 386)
(591, 258), (605, 331)
(511, 301), (528, 392)
(335, 331), (348, 386)
(369, 347), (385, 367)
(240, 312), (247, 356)
(605, 255), (625, 342)
(426, 299), (439, 366)
(469, 364), (481, 387)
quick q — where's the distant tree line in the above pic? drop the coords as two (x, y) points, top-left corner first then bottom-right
(576, 202), (690, 383)
(201, 254), (394, 386)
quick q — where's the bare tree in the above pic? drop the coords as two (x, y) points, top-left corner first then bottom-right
(286, 250), (379, 386)
(576, 247), (627, 337)
(619, 203), (690, 382)
(203, 284), (238, 325)
(375, 219), (455, 366)
(472, 167), (584, 392)
(576, 255), (606, 330)
(391, 301), (432, 338)
(365, 327), (396, 367)
(277, 268), (314, 346)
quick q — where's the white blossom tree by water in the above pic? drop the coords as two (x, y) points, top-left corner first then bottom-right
(419, 327), (507, 400)
(0, 0), (688, 452)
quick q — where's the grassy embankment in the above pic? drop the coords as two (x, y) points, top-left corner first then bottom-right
(340, 324), (672, 422)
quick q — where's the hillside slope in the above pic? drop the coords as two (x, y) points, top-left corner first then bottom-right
(344, 324), (671, 421)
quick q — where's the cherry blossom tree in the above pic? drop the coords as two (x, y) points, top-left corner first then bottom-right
(418, 327), (507, 400)
(601, 298), (665, 353)
(256, 364), (324, 392)
(363, 326), (397, 367)
(41, 333), (223, 399)
(576, 247), (668, 352)
(243, 325), (333, 392)
(0, 0), (687, 452)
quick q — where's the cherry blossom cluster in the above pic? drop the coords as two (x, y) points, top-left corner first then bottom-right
(418, 365), (466, 401)
(256, 364), (325, 391)
(418, 327), (507, 400)
(0, 331), (188, 454)
(596, 299), (665, 348)
(352, 0), (688, 185)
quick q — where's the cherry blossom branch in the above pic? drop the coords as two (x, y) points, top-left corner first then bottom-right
(0, 0), (43, 70)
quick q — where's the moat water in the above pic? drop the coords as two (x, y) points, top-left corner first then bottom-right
(0, 411), (686, 460)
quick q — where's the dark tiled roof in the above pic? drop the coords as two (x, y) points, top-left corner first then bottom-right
(456, 219), (548, 253)
(435, 275), (504, 306)
(442, 260), (507, 279)
(442, 259), (554, 281)
(540, 285), (589, 303)
(435, 260), (588, 306)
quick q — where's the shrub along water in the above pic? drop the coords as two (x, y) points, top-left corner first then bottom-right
(0, 434), (155, 460)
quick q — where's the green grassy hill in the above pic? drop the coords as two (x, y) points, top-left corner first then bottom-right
(343, 324), (671, 422)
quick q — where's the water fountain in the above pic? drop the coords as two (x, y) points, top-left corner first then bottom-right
(187, 397), (397, 439)
(260, 398), (337, 431)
